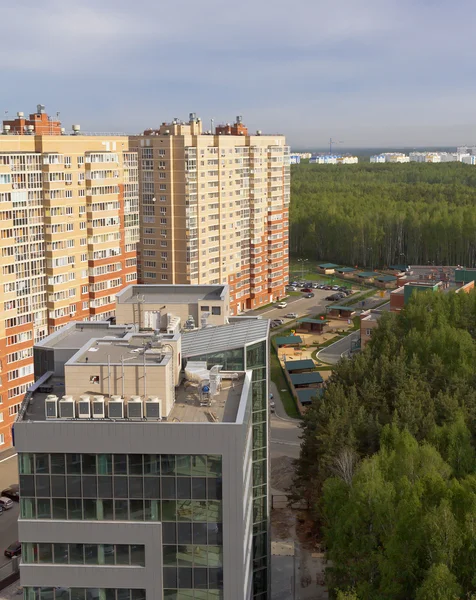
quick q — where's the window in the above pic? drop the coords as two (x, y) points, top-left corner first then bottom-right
(161, 275), (168, 281)
(0, 433), (4, 445)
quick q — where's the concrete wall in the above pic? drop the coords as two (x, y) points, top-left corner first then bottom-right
(64, 359), (172, 416)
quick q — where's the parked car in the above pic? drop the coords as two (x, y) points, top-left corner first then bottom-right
(273, 318), (285, 325)
(286, 286), (297, 292)
(305, 293), (315, 298)
(317, 284), (326, 289)
(291, 281), (298, 286)
(301, 288), (312, 293)
(4, 542), (21, 558)
(324, 285), (332, 290)
(312, 283), (319, 289)
(331, 285), (340, 291)
(276, 302), (287, 308)
(284, 312), (298, 319)
(1, 485), (19, 502)
(326, 294), (341, 301)
(0, 506), (4, 516)
(0, 497), (14, 510)
(270, 321), (280, 329)
(270, 401), (275, 412)
(336, 292), (346, 299)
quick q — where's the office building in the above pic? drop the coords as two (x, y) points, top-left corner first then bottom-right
(14, 285), (270, 599)
(129, 115), (289, 315)
(0, 105), (139, 449)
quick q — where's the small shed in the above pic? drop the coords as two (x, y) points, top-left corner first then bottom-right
(375, 274), (397, 289)
(326, 305), (356, 319)
(285, 359), (316, 374)
(357, 271), (376, 281)
(317, 262), (339, 275)
(297, 388), (324, 406)
(290, 372), (324, 388)
(336, 267), (356, 278)
(274, 335), (302, 348)
(295, 317), (329, 333)
(389, 265), (407, 273)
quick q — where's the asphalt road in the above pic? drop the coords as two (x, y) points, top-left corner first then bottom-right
(250, 288), (341, 323)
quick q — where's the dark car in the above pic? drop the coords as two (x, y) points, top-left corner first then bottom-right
(326, 293), (341, 301)
(305, 293), (315, 298)
(301, 288), (312, 293)
(4, 542), (21, 558)
(324, 285), (332, 290)
(1, 485), (19, 502)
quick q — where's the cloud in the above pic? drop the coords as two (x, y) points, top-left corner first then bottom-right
(2, 0), (476, 146)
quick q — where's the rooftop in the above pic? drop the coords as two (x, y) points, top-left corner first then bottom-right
(326, 305), (356, 312)
(290, 372), (324, 386)
(274, 335), (303, 346)
(376, 275), (397, 282)
(318, 263), (339, 269)
(357, 272), (377, 278)
(181, 319), (269, 357)
(35, 322), (132, 351)
(69, 337), (174, 366)
(297, 388), (324, 405)
(20, 370), (246, 425)
(116, 284), (228, 305)
(297, 318), (329, 324)
(336, 267), (356, 273)
(285, 359), (316, 372)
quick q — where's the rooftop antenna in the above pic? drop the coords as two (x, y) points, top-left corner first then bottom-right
(211, 118), (214, 134)
(329, 137), (344, 154)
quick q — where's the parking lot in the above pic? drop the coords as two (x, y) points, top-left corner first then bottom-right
(249, 284), (356, 324)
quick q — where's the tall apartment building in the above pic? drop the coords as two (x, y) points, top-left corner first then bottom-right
(0, 105), (139, 449)
(130, 115), (290, 315)
(14, 285), (270, 599)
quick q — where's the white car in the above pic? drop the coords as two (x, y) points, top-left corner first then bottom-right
(284, 312), (298, 319)
(276, 302), (287, 308)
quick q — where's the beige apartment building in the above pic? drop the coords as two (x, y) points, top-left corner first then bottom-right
(0, 105), (139, 448)
(130, 114), (289, 315)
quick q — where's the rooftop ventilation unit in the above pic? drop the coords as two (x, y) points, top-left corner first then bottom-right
(108, 397), (124, 419)
(45, 395), (59, 419)
(127, 396), (144, 419)
(78, 395), (91, 419)
(92, 395), (106, 419)
(145, 396), (161, 420)
(59, 395), (75, 419)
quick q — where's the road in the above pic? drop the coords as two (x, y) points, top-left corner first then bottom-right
(0, 451), (19, 567)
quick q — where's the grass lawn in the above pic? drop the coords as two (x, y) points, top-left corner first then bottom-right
(270, 347), (300, 419)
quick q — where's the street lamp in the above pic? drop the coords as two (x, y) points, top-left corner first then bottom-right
(297, 258), (308, 280)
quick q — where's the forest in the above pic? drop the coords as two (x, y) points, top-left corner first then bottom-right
(293, 289), (476, 599)
(290, 162), (476, 267)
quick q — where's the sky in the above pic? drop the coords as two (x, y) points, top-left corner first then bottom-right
(2, 0), (476, 148)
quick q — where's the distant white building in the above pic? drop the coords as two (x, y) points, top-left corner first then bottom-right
(290, 154), (301, 164)
(310, 154), (358, 165)
(462, 155), (476, 165)
(457, 146), (476, 156)
(370, 152), (409, 163)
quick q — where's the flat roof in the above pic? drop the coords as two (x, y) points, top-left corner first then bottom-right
(327, 305), (356, 312)
(35, 322), (131, 351)
(68, 337), (174, 367)
(285, 359), (315, 372)
(297, 318), (329, 324)
(389, 265), (407, 271)
(297, 388), (324, 405)
(290, 372), (324, 385)
(20, 371), (246, 424)
(116, 284), (227, 305)
(336, 267), (356, 273)
(318, 263), (339, 268)
(182, 319), (269, 357)
(275, 335), (302, 346)
(357, 272), (377, 278)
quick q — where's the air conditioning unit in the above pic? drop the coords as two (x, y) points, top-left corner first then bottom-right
(77, 395), (91, 419)
(92, 395), (106, 419)
(127, 396), (143, 419)
(145, 396), (161, 420)
(59, 395), (75, 419)
(45, 395), (59, 419)
(108, 397), (124, 419)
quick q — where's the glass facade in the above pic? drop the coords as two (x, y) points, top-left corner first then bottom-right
(23, 589), (145, 600)
(22, 543), (145, 567)
(189, 339), (269, 599)
(19, 454), (223, 599)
